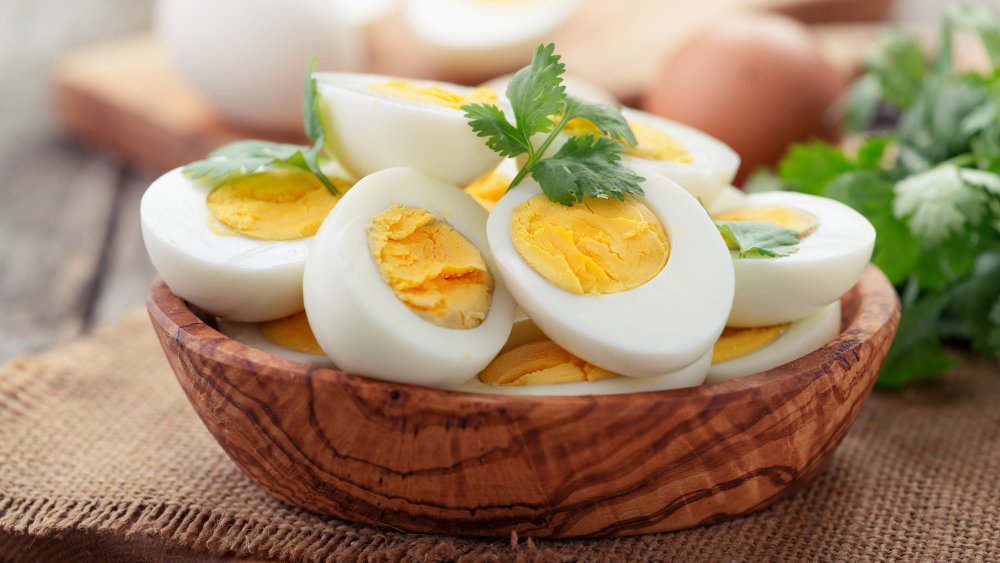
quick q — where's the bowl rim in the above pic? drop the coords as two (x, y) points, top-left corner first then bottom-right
(146, 265), (899, 408)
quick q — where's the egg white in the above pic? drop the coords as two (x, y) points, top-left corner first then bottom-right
(487, 175), (734, 377)
(707, 185), (749, 215)
(140, 168), (312, 322)
(403, 0), (582, 77)
(722, 192), (875, 327)
(314, 72), (503, 186)
(215, 318), (336, 368)
(303, 167), (516, 388)
(707, 301), (841, 384)
(455, 348), (711, 396)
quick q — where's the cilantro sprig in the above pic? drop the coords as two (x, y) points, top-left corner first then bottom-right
(717, 221), (801, 258)
(756, 4), (1000, 387)
(183, 59), (339, 195)
(462, 43), (643, 205)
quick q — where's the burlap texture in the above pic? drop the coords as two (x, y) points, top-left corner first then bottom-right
(1, 312), (998, 562)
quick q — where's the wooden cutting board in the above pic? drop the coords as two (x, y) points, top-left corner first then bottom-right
(56, 0), (897, 174)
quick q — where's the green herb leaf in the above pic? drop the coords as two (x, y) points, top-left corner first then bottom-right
(953, 251), (1000, 357)
(303, 57), (323, 143)
(506, 43), (566, 137)
(864, 29), (928, 110)
(531, 135), (644, 205)
(844, 74), (883, 133)
(778, 142), (854, 195)
(716, 221), (800, 258)
(184, 140), (311, 181)
(893, 165), (990, 243)
(877, 290), (960, 389)
(949, 4), (1000, 68)
(463, 102), (530, 157)
(562, 96), (637, 146)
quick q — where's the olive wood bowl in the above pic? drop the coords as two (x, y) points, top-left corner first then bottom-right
(146, 265), (899, 538)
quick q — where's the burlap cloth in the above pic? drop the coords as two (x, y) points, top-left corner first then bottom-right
(1, 312), (999, 563)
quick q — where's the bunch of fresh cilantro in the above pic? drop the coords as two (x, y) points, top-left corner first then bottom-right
(756, 5), (1000, 387)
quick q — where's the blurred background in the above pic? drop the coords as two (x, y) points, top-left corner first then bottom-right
(2, 0), (999, 362)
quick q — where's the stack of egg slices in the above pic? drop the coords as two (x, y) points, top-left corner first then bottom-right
(141, 72), (875, 396)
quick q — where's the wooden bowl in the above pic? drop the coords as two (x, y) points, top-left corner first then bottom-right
(147, 265), (899, 538)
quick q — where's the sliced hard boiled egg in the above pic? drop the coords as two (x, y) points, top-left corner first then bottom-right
(534, 107), (740, 206)
(315, 73), (503, 185)
(707, 301), (841, 383)
(707, 185), (748, 215)
(463, 158), (518, 212)
(502, 307), (545, 352)
(141, 167), (351, 322)
(487, 175), (734, 377)
(456, 342), (711, 396)
(403, 0), (582, 79)
(715, 192), (875, 327)
(216, 312), (336, 367)
(303, 167), (516, 388)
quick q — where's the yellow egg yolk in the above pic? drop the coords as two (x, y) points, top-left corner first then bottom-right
(368, 204), (494, 329)
(206, 170), (351, 241)
(259, 311), (325, 355)
(464, 169), (511, 211)
(511, 195), (669, 295)
(479, 340), (618, 386)
(368, 80), (497, 110)
(562, 118), (693, 163)
(714, 206), (819, 238)
(711, 324), (789, 364)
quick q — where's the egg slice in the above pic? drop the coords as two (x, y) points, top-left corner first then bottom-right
(502, 307), (545, 352)
(483, 72), (617, 105)
(141, 167), (351, 322)
(403, 0), (582, 79)
(456, 341), (710, 396)
(715, 191), (875, 327)
(315, 73), (503, 186)
(487, 174), (734, 376)
(303, 167), (516, 388)
(707, 301), (841, 383)
(216, 312), (335, 367)
(707, 185), (748, 215)
(463, 158), (519, 212)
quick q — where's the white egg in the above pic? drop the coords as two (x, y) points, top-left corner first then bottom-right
(315, 72), (503, 185)
(303, 167), (516, 388)
(141, 168), (319, 322)
(455, 349), (711, 396)
(156, 0), (364, 132)
(536, 107), (740, 206)
(720, 192), (875, 327)
(707, 185), (749, 215)
(216, 318), (336, 368)
(403, 0), (582, 78)
(483, 72), (617, 105)
(707, 301), (841, 384)
(487, 175), (734, 377)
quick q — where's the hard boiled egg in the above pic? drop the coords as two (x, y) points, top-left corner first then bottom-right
(463, 158), (519, 212)
(707, 185), (748, 215)
(487, 174), (734, 377)
(315, 73), (503, 185)
(536, 107), (740, 206)
(141, 167), (351, 322)
(456, 341), (711, 396)
(715, 191), (874, 327)
(303, 167), (516, 388)
(216, 312), (335, 367)
(707, 301), (841, 384)
(403, 0), (582, 80)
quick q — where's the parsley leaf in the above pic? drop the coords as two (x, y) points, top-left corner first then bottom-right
(863, 29), (928, 111)
(878, 290), (959, 389)
(462, 43), (643, 205)
(716, 221), (800, 258)
(182, 58), (340, 195)
(532, 135), (644, 205)
(778, 142), (854, 195)
(893, 165), (990, 243)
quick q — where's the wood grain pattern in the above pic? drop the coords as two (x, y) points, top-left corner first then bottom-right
(146, 266), (899, 538)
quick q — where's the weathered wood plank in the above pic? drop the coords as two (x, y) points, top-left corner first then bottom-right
(90, 169), (157, 328)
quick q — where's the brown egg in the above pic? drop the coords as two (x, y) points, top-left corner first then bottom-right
(641, 13), (843, 185)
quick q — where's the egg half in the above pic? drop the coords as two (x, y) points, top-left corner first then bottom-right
(303, 167), (516, 388)
(216, 312), (336, 367)
(487, 174), (734, 376)
(315, 73), (503, 185)
(707, 301), (841, 383)
(141, 167), (350, 322)
(456, 343), (711, 396)
(715, 191), (875, 327)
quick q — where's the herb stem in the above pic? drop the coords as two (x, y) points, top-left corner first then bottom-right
(507, 113), (573, 191)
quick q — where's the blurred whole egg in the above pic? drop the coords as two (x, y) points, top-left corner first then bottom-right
(156, 0), (364, 132)
(642, 13), (841, 184)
